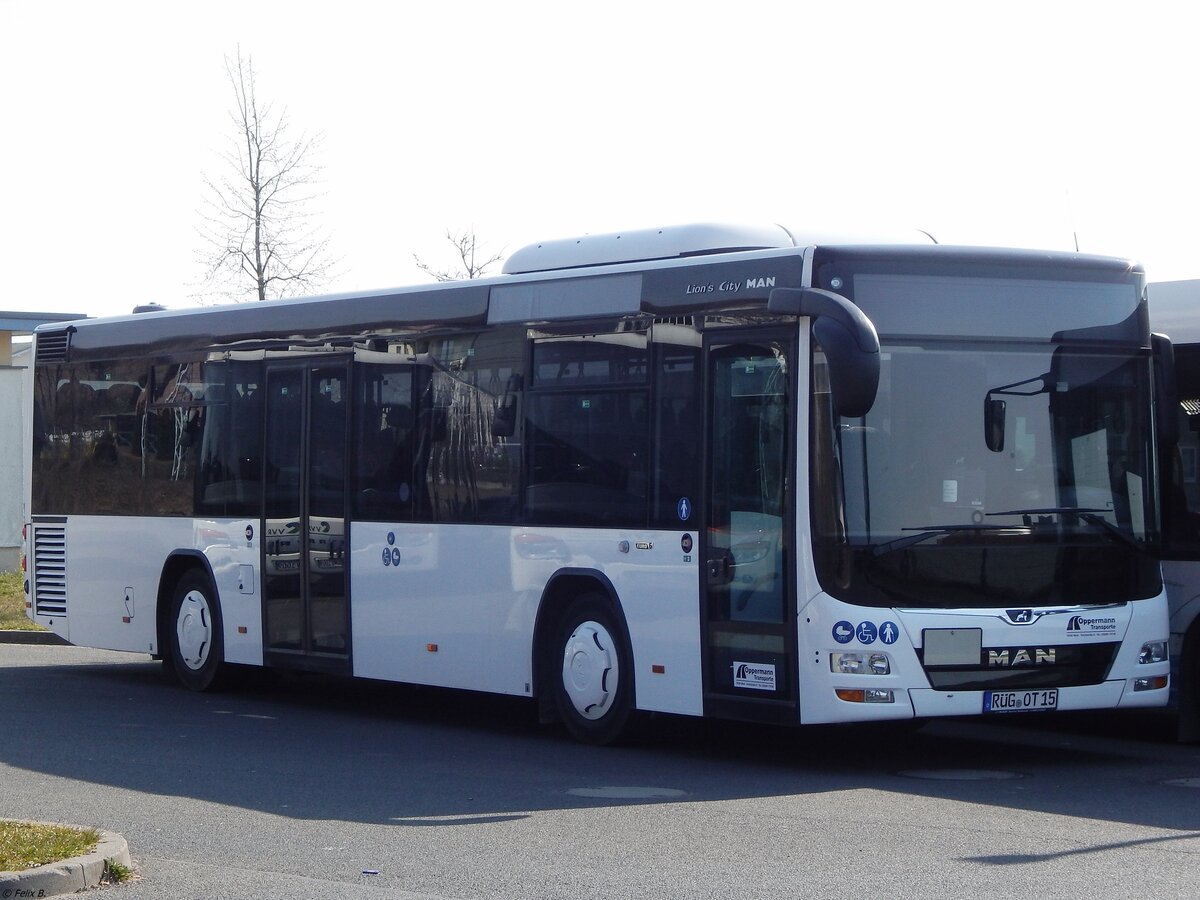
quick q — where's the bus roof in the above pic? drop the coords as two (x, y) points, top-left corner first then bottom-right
(502, 223), (799, 273)
(501, 222), (942, 274)
(37, 230), (1144, 362)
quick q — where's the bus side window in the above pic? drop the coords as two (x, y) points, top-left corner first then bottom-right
(651, 341), (701, 529)
(197, 361), (263, 518)
(352, 366), (416, 522)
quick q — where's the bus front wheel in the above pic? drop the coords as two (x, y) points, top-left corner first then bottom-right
(552, 594), (633, 745)
(167, 571), (227, 692)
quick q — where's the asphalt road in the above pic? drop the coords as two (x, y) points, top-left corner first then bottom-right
(2, 643), (1198, 899)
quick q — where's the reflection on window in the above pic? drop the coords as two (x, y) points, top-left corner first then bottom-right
(353, 366), (414, 521)
(196, 361), (262, 517)
(32, 358), (208, 516)
(354, 328), (524, 524)
(532, 333), (648, 387)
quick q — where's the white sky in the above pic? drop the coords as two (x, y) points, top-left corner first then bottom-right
(2, 0), (1198, 321)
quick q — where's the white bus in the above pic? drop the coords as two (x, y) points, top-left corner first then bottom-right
(1148, 279), (1200, 742)
(22, 224), (1171, 743)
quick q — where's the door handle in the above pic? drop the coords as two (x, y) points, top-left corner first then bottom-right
(707, 552), (734, 585)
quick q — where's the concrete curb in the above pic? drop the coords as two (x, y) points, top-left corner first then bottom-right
(0, 629), (68, 645)
(0, 825), (132, 896)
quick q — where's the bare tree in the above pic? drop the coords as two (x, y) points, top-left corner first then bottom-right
(198, 49), (334, 301)
(414, 229), (504, 282)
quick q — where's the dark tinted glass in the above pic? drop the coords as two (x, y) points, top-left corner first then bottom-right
(532, 335), (647, 387)
(525, 389), (648, 526)
(651, 344), (701, 528)
(32, 358), (207, 516)
(352, 365), (415, 521)
(195, 361), (263, 518)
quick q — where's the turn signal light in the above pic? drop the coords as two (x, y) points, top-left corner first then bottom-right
(1133, 676), (1168, 692)
(835, 688), (895, 703)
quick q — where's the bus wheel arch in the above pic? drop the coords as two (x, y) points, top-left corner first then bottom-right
(157, 554), (227, 691)
(533, 572), (635, 744)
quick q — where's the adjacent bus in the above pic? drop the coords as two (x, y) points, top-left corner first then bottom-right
(22, 224), (1171, 743)
(1148, 279), (1200, 742)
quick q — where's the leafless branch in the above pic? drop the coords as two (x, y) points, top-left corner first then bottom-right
(195, 47), (337, 302)
(414, 229), (504, 283)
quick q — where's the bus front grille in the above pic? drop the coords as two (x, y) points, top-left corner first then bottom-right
(918, 642), (1120, 690)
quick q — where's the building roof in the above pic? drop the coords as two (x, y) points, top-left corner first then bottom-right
(0, 311), (87, 333)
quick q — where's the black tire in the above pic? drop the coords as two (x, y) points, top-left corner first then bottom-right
(167, 571), (227, 692)
(551, 593), (634, 745)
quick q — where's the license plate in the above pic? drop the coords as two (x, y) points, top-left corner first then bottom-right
(983, 689), (1058, 713)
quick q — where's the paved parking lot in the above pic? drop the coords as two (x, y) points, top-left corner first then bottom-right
(3, 643), (1198, 898)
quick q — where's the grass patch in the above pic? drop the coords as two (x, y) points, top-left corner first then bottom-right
(103, 857), (134, 883)
(0, 569), (42, 631)
(0, 820), (99, 871)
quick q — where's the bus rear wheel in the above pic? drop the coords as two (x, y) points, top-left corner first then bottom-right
(552, 594), (633, 745)
(167, 571), (227, 692)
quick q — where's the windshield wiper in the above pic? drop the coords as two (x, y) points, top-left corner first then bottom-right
(871, 524), (1019, 557)
(986, 506), (1107, 519)
(986, 507), (1142, 550)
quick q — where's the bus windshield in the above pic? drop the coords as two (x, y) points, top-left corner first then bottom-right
(813, 325), (1161, 609)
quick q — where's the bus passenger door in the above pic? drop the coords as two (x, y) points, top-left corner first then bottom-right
(261, 360), (352, 673)
(702, 333), (798, 724)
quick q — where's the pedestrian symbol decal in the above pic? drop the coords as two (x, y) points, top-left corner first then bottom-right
(879, 621), (899, 645)
(677, 497), (692, 522)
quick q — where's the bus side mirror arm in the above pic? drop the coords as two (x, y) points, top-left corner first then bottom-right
(768, 287), (880, 418)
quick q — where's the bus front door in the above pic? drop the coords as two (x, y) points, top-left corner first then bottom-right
(261, 361), (352, 673)
(702, 333), (798, 724)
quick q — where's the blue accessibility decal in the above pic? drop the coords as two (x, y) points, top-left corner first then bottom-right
(677, 497), (692, 522)
(879, 621), (900, 644)
(832, 621), (854, 644)
(856, 621), (878, 644)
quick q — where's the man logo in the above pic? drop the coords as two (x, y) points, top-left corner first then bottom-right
(1007, 609), (1034, 624)
(988, 648), (1056, 666)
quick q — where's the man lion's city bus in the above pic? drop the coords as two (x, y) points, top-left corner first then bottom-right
(23, 224), (1171, 743)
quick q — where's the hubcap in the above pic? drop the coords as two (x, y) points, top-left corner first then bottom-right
(176, 590), (212, 671)
(562, 620), (618, 720)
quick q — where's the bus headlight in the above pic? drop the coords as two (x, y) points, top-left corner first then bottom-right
(831, 652), (891, 675)
(1138, 641), (1168, 665)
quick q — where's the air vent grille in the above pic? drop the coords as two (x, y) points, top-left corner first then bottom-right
(32, 524), (67, 616)
(36, 329), (72, 364)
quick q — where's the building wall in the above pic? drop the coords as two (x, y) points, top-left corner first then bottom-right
(0, 363), (23, 570)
